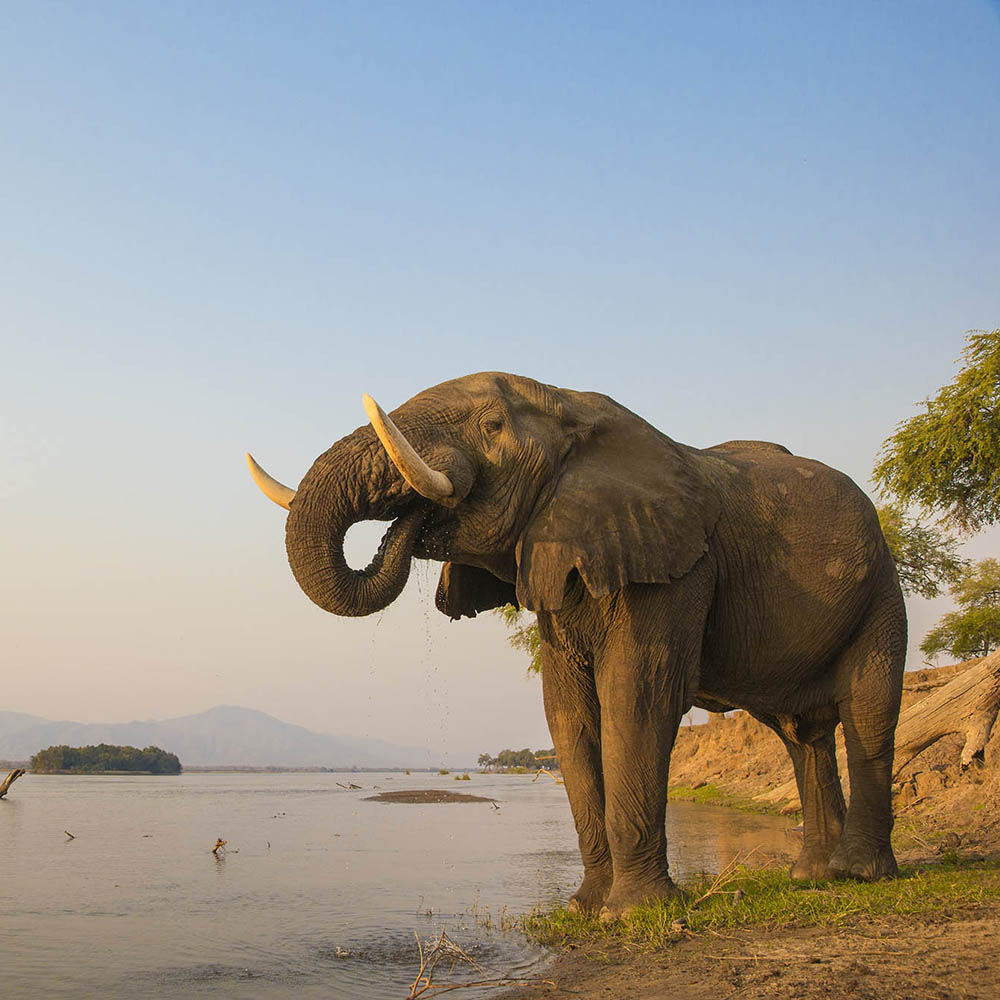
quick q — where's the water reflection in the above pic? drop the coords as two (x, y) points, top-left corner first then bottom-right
(1, 772), (794, 998)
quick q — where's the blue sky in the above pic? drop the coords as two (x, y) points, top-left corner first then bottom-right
(2, 2), (998, 757)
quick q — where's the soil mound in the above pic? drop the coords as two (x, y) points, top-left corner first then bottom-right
(364, 789), (497, 804)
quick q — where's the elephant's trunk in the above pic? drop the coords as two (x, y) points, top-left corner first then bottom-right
(284, 428), (423, 617)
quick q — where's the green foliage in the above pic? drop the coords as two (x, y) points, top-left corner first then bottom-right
(920, 558), (1000, 661)
(875, 504), (966, 598)
(496, 604), (542, 675)
(874, 329), (1000, 530)
(521, 859), (1000, 948)
(478, 747), (558, 771)
(30, 744), (181, 774)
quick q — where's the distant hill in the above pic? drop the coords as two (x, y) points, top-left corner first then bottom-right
(0, 705), (442, 768)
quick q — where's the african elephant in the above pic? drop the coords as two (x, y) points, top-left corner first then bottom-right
(248, 372), (905, 920)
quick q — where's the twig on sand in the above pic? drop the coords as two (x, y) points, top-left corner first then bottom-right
(689, 850), (763, 910)
(407, 929), (554, 998)
(64, 830), (75, 840)
(898, 829), (935, 852)
(0, 768), (26, 799)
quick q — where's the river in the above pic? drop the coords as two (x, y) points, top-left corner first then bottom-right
(0, 771), (796, 998)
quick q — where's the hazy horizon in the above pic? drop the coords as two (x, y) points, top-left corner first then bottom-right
(3, 2), (999, 751)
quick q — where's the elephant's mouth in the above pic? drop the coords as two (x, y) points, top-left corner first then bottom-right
(356, 494), (455, 565)
(408, 502), (456, 561)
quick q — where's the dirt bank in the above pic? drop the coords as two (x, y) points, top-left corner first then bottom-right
(669, 660), (1000, 854)
(364, 789), (496, 804)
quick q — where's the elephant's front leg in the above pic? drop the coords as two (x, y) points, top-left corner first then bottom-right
(539, 617), (611, 915)
(594, 586), (707, 922)
(595, 668), (685, 921)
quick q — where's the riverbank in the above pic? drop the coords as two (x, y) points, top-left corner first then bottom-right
(501, 660), (1000, 998)
(502, 856), (1000, 999)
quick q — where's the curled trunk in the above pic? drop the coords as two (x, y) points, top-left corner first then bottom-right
(284, 429), (423, 617)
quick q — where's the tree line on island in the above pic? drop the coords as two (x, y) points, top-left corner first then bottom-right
(31, 744), (182, 774)
(478, 747), (558, 772)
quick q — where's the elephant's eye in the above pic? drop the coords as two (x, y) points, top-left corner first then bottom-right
(482, 417), (504, 436)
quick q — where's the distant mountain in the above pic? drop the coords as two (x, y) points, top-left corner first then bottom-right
(0, 705), (442, 768)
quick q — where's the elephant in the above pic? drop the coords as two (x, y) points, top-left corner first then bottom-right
(247, 372), (906, 921)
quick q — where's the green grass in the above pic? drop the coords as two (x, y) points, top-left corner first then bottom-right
(520, 858), (1000, 949)
(667, 783), (792, 816)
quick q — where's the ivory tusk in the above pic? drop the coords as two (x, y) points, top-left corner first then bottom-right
(362, 394), (454, 503)
(246, 453), (296, 510)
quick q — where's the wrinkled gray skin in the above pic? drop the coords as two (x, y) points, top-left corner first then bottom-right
(277, 372), (905, 920)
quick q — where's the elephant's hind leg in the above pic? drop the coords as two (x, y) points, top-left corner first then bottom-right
(829, 586), (906, 881)
(756, 710), (845, 881)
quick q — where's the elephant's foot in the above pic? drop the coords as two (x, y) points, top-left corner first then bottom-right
(597, 876), (683, 923)
(566, 866), (613, 915)
(828, 839), (898, 881)
(789, 846), (836, 882)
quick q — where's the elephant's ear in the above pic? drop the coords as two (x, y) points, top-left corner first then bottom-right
(435, 562), (519, 620)
(515, 411), (723, 612)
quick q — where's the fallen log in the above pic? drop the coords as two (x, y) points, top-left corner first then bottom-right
(893, 650), (1000, 773)
(757, 650), (1000, 808)
(0, 768), (26, 799)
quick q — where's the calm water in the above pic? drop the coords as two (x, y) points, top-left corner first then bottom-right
(1, 772), (795, 998)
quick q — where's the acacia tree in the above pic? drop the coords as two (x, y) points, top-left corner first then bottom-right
(875, 503), (965, 598)
(874, 329), (1000, 531)
(921, 558), (1000, 662)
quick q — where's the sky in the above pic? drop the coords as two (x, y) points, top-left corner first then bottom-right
(2, 1), (999, 761)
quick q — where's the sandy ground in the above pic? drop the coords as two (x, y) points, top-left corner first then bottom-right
(502, 903), (1000, 999)
(364, 788), (496, 803)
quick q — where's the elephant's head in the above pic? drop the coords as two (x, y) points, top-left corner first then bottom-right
(248, 372), (721, 619)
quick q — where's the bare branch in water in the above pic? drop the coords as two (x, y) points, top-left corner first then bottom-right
(407, 929), (554, 998)
(0, 768), (26, 799)
(531, 768), (563, 785)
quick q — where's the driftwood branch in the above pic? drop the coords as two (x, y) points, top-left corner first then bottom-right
(893, 650), (1000, 774)
(758, 651), (1000, 808)
(0, 768), (26, 799)
(531, 768), (564, 784)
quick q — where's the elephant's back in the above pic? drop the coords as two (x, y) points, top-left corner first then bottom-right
(708, 439), (792, 456)
(702, 451), (896, 703)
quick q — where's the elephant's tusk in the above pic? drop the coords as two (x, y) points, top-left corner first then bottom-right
(246, 453), (296, 510)
(362, 394), (454, 504)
